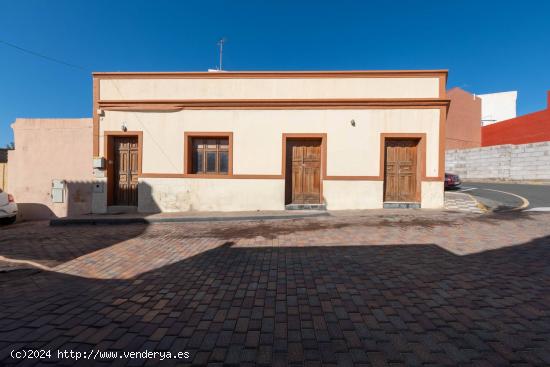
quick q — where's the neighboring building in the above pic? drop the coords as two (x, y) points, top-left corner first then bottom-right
(8, 118), (94, 220)
(0, 148), (8, 191)
(482, 91), (550, 147)
(0, 149), (8, 163)
(478, 91), (517, 126)
(91, 70), (449, 212)
(445, 87), (481, 150)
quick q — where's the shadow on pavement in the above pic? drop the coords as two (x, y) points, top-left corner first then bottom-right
(473, 209), (539, 223)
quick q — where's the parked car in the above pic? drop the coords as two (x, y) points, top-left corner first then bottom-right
(0, 189), (17, 224)
(444, 173), (461, 189)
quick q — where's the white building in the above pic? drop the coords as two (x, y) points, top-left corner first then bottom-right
(478, 91), (517, 126)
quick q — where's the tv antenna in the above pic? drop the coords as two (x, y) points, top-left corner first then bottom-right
(217, 38), (226, 70)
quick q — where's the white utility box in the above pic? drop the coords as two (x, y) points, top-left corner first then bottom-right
(92, 157), (105, 169)
(51, 179), (65, 203)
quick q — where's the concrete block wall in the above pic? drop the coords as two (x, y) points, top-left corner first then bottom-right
(446, 141), (550, 180)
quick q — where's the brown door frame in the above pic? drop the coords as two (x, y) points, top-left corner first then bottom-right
(282, 133), (326, 205)
(104, 131), (143, 206)
(380, 133), (425, 203)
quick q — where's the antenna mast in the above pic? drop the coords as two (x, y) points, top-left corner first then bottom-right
(217, 38), (225, 70)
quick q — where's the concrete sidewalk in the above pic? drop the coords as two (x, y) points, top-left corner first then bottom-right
(50, 205), (486, 226)
(50, 209), (329, 226)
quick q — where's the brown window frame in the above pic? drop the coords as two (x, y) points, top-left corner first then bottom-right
(184, 132), (233, 177)
(191, 137), (229, 174)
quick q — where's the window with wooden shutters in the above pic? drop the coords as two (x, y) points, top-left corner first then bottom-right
(191, 138), (229, 174)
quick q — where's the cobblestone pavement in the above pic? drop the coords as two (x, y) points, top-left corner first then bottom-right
(0, 211), (549, 366)
(444, 192), (486, 214)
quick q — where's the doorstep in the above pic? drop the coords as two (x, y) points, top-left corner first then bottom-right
(285, 203), (327, 211)
(50, 210), (329, 226)
(383, 202), (421, 209)
(107, 205), (138, 214)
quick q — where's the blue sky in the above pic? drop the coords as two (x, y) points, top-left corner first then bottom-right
(2, 0), (550, 147)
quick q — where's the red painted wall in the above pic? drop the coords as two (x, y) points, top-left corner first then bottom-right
(482, 92), (550, 147)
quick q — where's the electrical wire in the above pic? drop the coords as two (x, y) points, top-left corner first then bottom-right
(0, 38), (89, 71)
(1, 38), (181, 172)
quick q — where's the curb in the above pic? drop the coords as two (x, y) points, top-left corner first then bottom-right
(50, 211), (330, 226)
(478, 188), (530, 213)
(464, 192), (489, 213)
(462, 179), (550, 186)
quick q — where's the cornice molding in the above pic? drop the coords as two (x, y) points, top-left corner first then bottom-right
(98, 98), (451, 111)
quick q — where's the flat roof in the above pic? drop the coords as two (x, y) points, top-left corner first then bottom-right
(92, 70), (448, 79)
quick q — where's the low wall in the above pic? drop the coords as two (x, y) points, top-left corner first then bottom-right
(446, 141), (550, 180)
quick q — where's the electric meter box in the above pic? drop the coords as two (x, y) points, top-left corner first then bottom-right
(51, 180), (65, 203)
(93, 157), (105, 169)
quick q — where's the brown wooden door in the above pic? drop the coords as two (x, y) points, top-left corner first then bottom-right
(114, 137), (139, 206)
(384, 139), (419, 202)
(286, 140), (322, 204)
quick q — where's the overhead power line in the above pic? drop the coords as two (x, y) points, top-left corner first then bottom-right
(0, 39), (88, 71)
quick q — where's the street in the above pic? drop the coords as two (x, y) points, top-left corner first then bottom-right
(453, 181), (550, 211)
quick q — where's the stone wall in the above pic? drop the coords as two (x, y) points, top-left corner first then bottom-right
(446, 142), (550, 180)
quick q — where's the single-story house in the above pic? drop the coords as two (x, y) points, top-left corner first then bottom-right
(91, 70), (449, 212)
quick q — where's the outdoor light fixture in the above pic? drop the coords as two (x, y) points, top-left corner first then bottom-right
(121, 122), (127, 132)
(350, 119), (356, 127)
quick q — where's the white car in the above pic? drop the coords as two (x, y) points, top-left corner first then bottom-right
(0, 189), (17, 224)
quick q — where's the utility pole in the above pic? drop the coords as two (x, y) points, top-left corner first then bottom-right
(217, 38), (225, 70)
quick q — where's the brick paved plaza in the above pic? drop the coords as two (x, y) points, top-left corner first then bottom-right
(1, 211), (549, 366)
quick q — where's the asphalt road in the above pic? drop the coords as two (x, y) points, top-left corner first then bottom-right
(451, 181), (550, 211)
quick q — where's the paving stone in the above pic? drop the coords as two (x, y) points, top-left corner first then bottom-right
(1, 212), (549, 366)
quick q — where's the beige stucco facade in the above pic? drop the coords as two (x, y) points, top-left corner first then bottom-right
(99, 77), (441, 100)
(99, 109), (441, 177)
(9, 118), (95, 220)
(137, 178), (285, 212)
(93, 71), (448, 212)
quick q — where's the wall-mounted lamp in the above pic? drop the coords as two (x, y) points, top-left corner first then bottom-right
(350, 119), (356, 127)
(121, 122), (127, 132)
